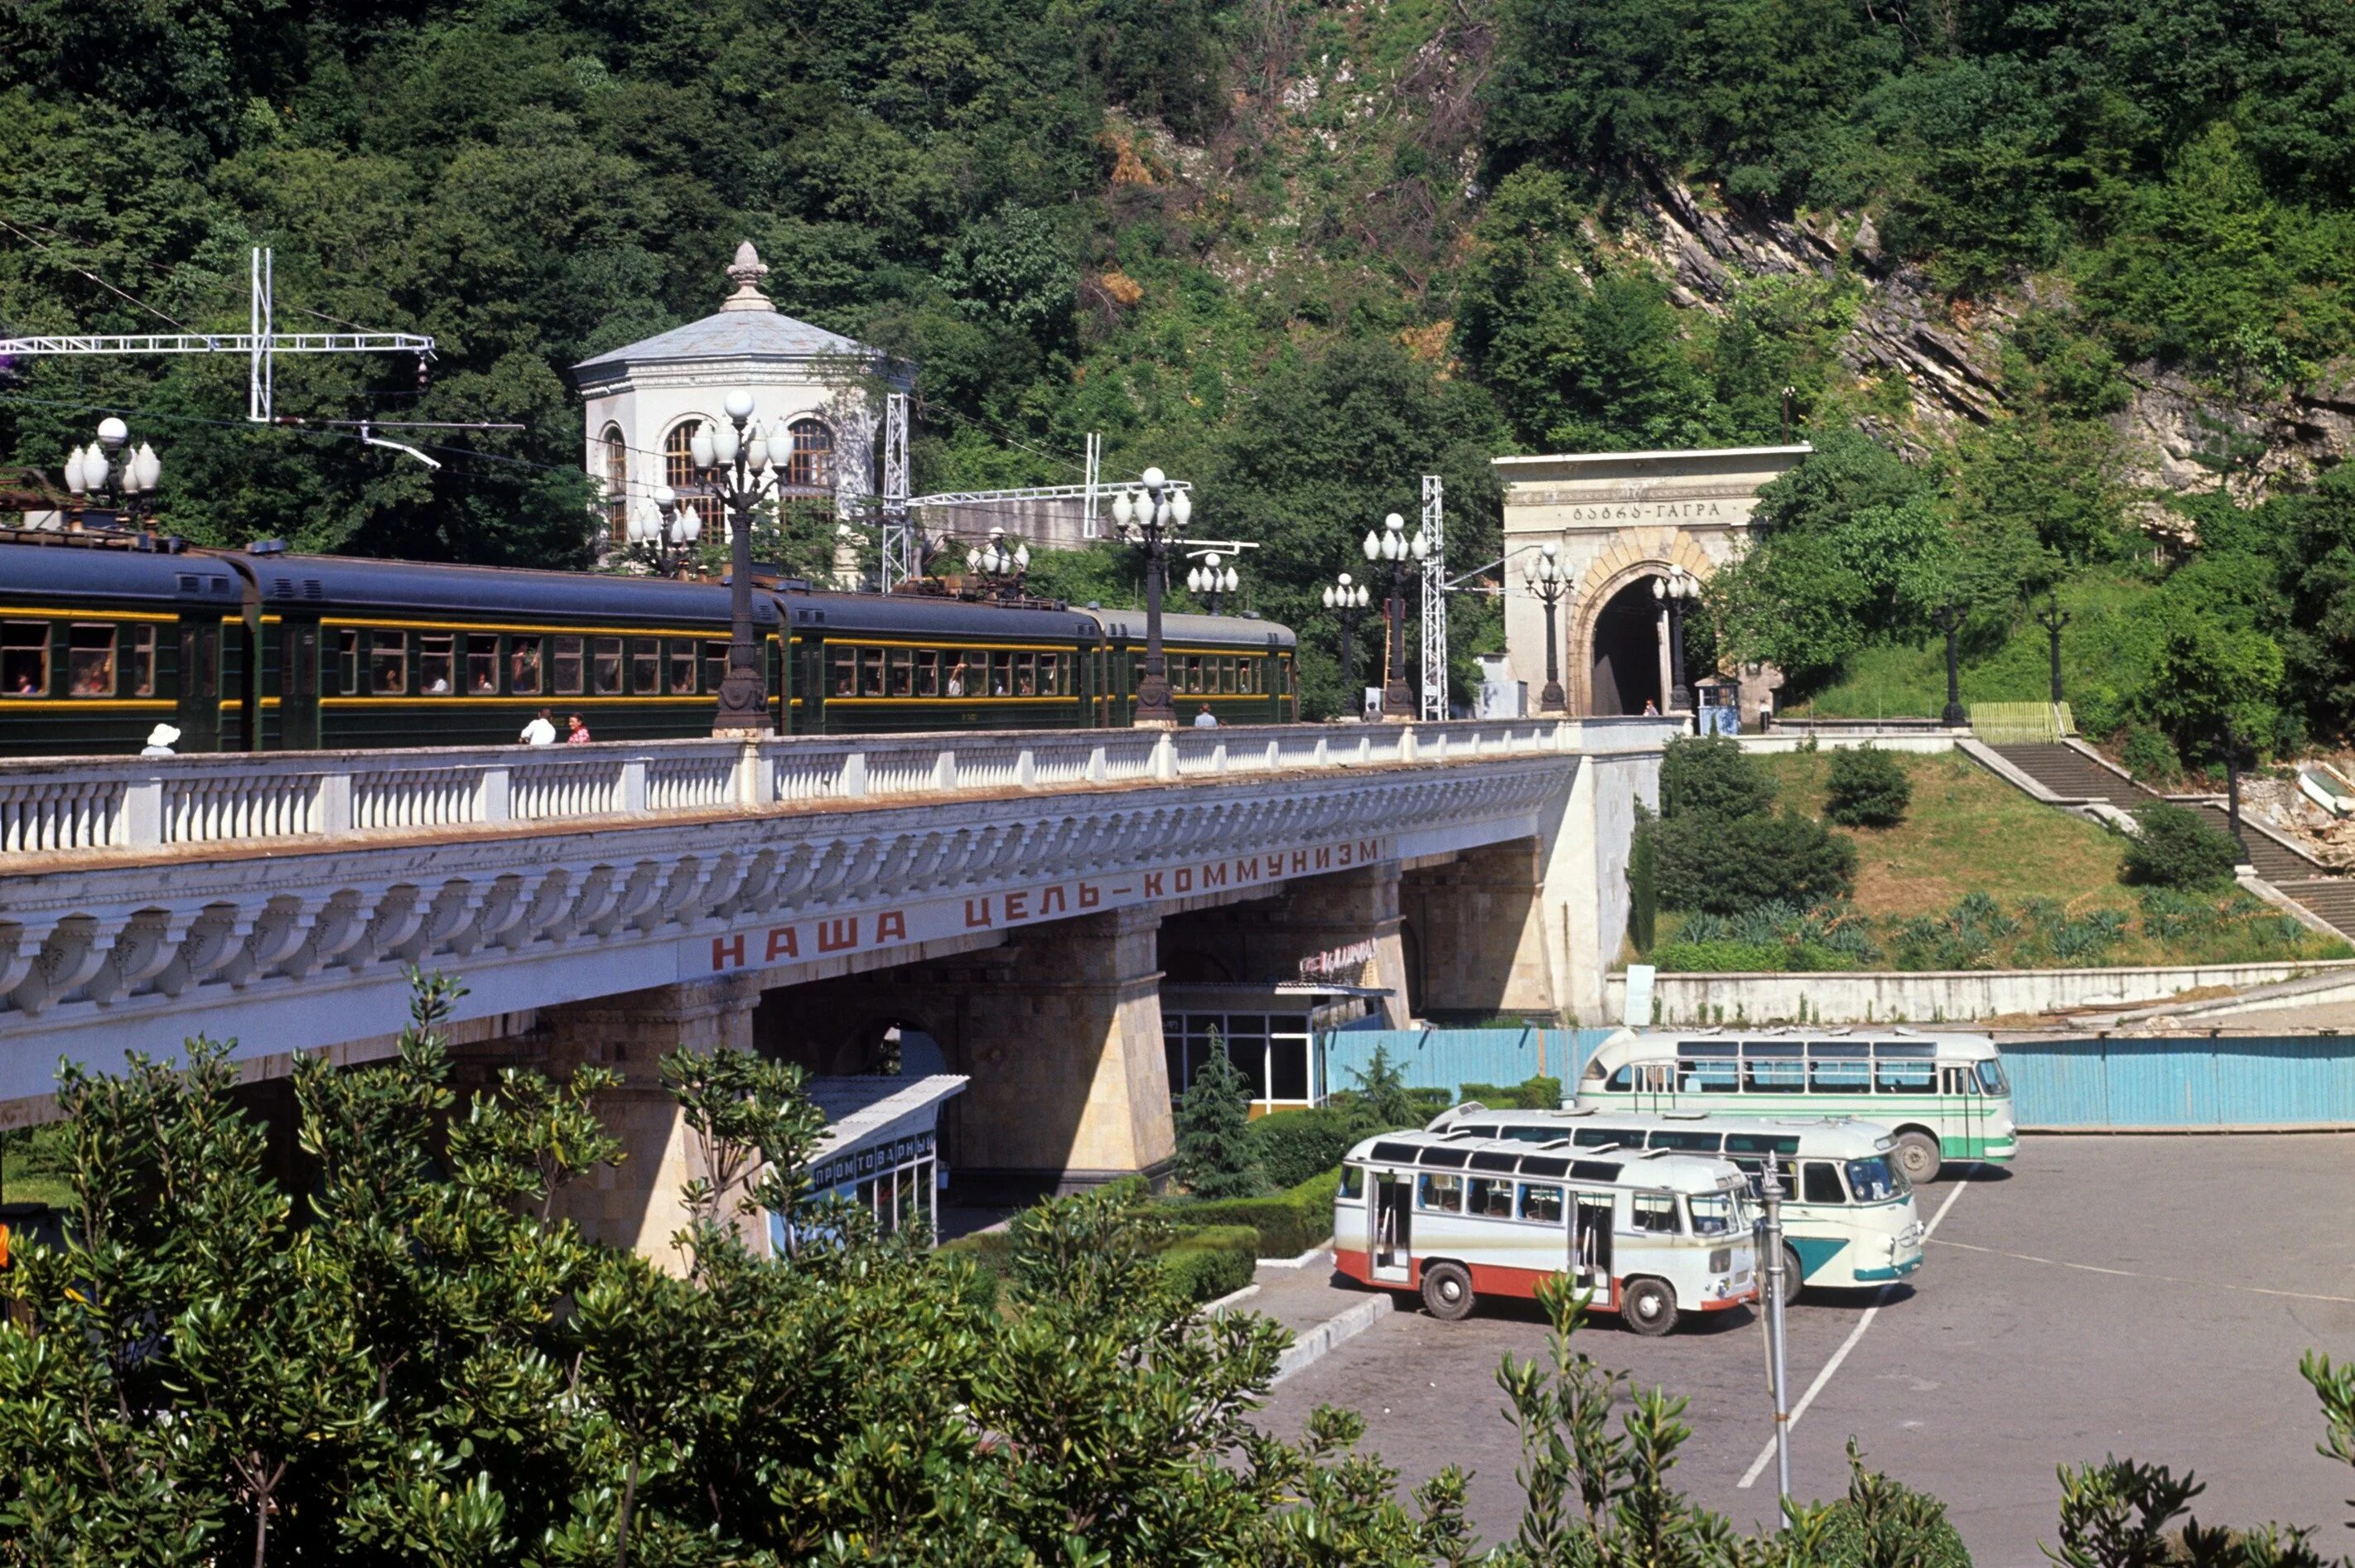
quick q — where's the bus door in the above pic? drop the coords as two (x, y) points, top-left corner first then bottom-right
(1372, 1173), (1412, 1284)
(1634, 1060), (1676, 1113)
(1568, 1189), (1615, 1299)
(1941, 1062), (1981, 1155)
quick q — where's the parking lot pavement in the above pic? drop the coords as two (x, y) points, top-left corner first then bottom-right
(1253, 1136), (2355, 1564)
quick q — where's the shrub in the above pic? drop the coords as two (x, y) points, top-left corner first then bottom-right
(1658, 734), (1777, 822)
(2120, 724), (2183, 784)
(1457, 1076), (1564, 1110)
(1169, 1170), (1341, 1258)
(1654, 808), (1858, 914)
(1159, 1224), (1260, 1303)
(1815, 1441), (1972, 1567)
(1248, 1106), (1362, 1190)
(1172, 1045), (1262, 1198)
(2122, 803), (2242, 888)
(1825, 745), (1912, 827)
(1628, 818), (1658, 953)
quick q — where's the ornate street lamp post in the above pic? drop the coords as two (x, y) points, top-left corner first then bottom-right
(1320, 571), (1371, 699)
(688, 390), (789, 733)
(967, 528), (1031, 601)
(2035, 591), (2070, 706)
(1186, 550), (1240, 616)
(1110, 467), (1192, 727)
(1363, 509), (1431, 721)
(1652, 564), (1696, 714)
(62, 416), (163, 531)
(623, 485), (702, 577)
(1522, 543), (1571, 716)
(1930, 601), (1967, 728)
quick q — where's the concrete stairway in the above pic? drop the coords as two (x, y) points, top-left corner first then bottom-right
(1990, 740), (2351, 935)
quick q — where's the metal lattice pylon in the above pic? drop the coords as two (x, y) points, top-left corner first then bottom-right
(1420, 474), (1446, 721)
(879, 390), (914, 591)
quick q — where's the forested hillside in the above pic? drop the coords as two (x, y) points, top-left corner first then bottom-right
(2, 0), (2352, 739)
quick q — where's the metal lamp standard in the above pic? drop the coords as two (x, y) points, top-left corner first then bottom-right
(1186, 551), (1241, 616)
(1363, 510), (1431, 721)
(623, 485), (702, 577)
(2035, 591), (2070, 706)
(1321, 572), (1371, 697)
(1522, 543), (1571, 716)
(62, 417), (163, 531)
(1109, 467), (1193, 727)
(1652, 564), (1696, 714)
(688, 390), (786, 733)
(1930, 601), (1967, 728)
(967, 528), (1031, 601)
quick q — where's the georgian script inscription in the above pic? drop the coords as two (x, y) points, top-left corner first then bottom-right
(693, 835), (1390, 978)
(1547, 501), (1730, 523)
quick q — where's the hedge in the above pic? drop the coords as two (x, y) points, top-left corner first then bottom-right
(938, 1220), (1260, 1305)
(1247, 1107), (1363, 1190)
(1457, 1076), (1564, 1110)
(1165, 1169), (1340, 1258)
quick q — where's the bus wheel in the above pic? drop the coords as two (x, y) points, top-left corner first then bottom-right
(1894, 1131), (1943, 1185)
(1780, 1243), (1807, 1305)
(1420, 1262), (1476, 1321)
(1623, 1277), (1678, 1337)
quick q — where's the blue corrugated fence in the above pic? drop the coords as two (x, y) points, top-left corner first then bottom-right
(1320, 1028), (1614, 1100)
(1320, 1028), (2355, 1128)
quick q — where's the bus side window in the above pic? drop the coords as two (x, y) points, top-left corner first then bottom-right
(1632, 1194), (1680, 1233)
(1605, 1065), (1633, 1091)
(1467, 1177), (1515, 1218)
(1339, 1165), (1364, 1200)
(1416, 1173), (1464, 1213)
(1517, 1183), (1563, 1223)
(1573, 1128), (1620, 1147)
(1802, 1161), (1846, 1205)
(1939, 1064), (1974, 1095)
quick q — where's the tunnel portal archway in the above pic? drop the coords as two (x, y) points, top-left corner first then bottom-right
(1587, 578), (1662, 716)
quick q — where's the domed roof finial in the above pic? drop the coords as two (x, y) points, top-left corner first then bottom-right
(721, 239), (775, 312)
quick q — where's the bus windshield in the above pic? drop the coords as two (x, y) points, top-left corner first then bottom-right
(1687, 1193), (1739, 1237)
(1846, 1157), (1906, 1203)
(1976, 1058), (2010, 1097)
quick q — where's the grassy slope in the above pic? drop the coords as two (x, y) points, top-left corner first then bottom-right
(1646, 750), (2349, 968)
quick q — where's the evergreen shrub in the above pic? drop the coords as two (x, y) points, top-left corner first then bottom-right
(1456, 1076), (1565, 1109)
(1172, 1043), (1262, 1198)
(1824, 745), (1912, 827)
(2122, 803), (2242, 889)
(1653, 809), (1858, 914)
(1247, 1107), (1361, 1191)
(2120, 725), (2183, 784)
(1658, 735), (1778, 822)
(1170, 1170), (1341, 1258)
(1157, 1224), (1260, 1302)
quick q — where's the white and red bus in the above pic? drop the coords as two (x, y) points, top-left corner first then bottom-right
(1332, 1127), (1758, 1334)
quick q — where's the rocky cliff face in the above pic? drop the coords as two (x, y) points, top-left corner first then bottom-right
(1620, 178), (2353, 504)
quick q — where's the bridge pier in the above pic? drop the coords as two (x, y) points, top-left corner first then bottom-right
(526, 972), (763, 1270)
(1157, 865), (1412, 1026)
(1402, 840), (1556, 1017)
(756, 905), (1176, 1203)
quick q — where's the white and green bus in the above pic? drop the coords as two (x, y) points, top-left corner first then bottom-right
(1425, 1106), (1925, 1296)
(1574, 1028), (2018, 1183)
(1334, 1127), (1757, 1334)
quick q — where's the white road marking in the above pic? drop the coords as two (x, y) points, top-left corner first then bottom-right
(1925, 1239), (2355, 1305)
(1737, 1174), (1973, 1490)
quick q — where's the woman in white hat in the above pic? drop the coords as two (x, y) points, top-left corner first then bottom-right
(141, 724), (180, 757)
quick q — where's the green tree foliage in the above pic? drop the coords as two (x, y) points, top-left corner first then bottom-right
(1644, 735), (1857, 915)
(1658, 734), (1778, 823)
(1172, 1040), (1263, 1199)
(2122, 802), (2243, 889)
(1824, 745), (1912, 827)
(1628, 815), (1659, 953)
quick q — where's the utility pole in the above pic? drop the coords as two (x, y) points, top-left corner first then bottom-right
(1760, 1158), (1793, 1513)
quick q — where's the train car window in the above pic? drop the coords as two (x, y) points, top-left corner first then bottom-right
(886, 648), (912, 697)
(68, 624), (117, 697)
(591, 638), (623, 695)
(370, 630), (408, 695)
(1040, 654), (1064, 697)
(553, 635), (584, 695)
(703, 640), (728, 693)
(419, 634), (455, 695)
(2, 621), (48, 696)
(510, 635), (544, 695)
(987, 650), (1011, 697)
(944, 656), (972, 697)
(828, 646), (854, 696)
(1012, 651), (1036, 696)
(668, 639), (697, 694)
(857, 647), (885, 697)
(915, 649), (942, 697)
(130, 625), (157, 697)
(468, 634), (500, 694)
(337, 630), (359, 695)
(630, 639), (659, 695)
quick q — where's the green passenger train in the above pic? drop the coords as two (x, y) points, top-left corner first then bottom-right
(0, 534), (1299, 756)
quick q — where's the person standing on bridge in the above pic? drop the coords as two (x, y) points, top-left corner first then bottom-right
(140, 723), (178, 757)
(566, 713), (591, 745)
(1193, 703), (1218, 729)
(520, 708), (556, 745)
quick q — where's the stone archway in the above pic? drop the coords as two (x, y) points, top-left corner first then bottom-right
(1563, 532), (1716, 716)
(1587, 578), (1663, 716)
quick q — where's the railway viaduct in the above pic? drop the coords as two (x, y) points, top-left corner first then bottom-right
(0, 717), (1672, 1259)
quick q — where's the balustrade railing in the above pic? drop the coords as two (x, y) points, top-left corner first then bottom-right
(0, 716), (1671, 857)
